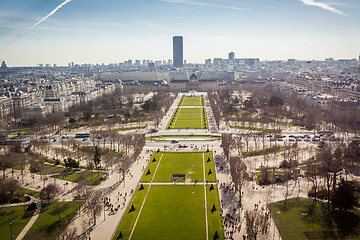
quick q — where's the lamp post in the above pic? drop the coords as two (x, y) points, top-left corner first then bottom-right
(9, 219), (13, 240)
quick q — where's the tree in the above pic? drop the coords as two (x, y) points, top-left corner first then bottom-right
(64, 157), (79, 169)
(40, 182), (64, 203)
(84, 190), (103, 226)
(0, 179), (23, 203)
(229, 156), (248, 201)
(268, 95), (283, 107)
(222, 133), (235, 159)
(93, 146), (101, 171)
(306, 157), (320, 206)
(317, 143), (343, 210)
(245, 209), (269, 240)
(0, 154), (12, 179)
(331, 180), (358, 211)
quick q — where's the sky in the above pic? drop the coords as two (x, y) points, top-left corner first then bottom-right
(0, 0), (359, 67)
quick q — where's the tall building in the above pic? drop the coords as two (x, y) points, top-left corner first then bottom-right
(1, 61), (7, 68)
(173, 36), (183, 68)
(228, 52), (235, 60)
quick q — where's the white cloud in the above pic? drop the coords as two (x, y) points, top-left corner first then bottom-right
(161, 0), (249, 11)
(299, 0), (346, 15)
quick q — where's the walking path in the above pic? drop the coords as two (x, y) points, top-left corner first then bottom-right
(16, 201), (42, 240)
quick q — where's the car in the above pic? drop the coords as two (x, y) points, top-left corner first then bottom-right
(171, 140), (179, 144)
(82, 138), (87, 141)
(304, 138), (310, 142)
(289, 138), (295, 142)
(45, 140), (49, 143)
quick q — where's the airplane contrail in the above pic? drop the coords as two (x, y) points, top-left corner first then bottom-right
(24, 0), (72, 33)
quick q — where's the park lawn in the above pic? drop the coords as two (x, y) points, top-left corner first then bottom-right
(179, 96), (204, 106)
(22, 188), (40, 199)
(206, 184), (225, 240)
(132, 185), (206, 240)
(56, 171), (105, 186)
(204, 151), (216, 182)
(153, 152), (204, 183)
(106, 126), (146, 132)
(36, 165), (66, 175)
(268, 198), (360, 240)
(168, 108), (208, 129)
(141, 152), (216, 183)
(0, 205), (35, 240)
(9, 130), (30, 135)
(24, 201), (83, 240)
(139, 152), (162, 182)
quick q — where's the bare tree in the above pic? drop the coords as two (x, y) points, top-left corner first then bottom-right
(222, 133), (235, 159)
(245, 209), (270, 240)
(229, 156), (248, 201)
(84, 190), (103, 226)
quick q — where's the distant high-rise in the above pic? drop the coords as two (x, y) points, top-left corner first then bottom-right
(228, 52), (235, 60)
(173, 36), (183, 68)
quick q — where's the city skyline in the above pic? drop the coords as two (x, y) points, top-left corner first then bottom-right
(0, 0), (360, 66)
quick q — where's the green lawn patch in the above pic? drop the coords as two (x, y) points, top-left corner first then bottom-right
(179, 96), (205, 106)
(243, 145), (291, 157)
(9, 130), (30, 135)
(207, 185), (225, 240)
(106, 126), (146, 132)
(114, 185), (207, 240)
(24, 201), (83, 240)
(56, 171), (105, 186)
(0, 205), (35, 240)
(140, 152), (216, 183)
(22, 188), (40, 199)
(167, 108), (208, 129)
(268, 198), (360, 240)
(35, 165), (67, 175)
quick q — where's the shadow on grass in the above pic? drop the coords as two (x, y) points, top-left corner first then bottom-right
(333, 210), (360, 236)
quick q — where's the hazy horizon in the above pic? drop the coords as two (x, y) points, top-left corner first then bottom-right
(0, 0), (359, 67)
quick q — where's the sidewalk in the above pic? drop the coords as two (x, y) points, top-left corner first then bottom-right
(66, 148), (154, 240)
(16, 201), (42, 240)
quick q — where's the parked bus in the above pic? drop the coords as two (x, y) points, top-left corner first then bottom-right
(75, 133), (90, 138)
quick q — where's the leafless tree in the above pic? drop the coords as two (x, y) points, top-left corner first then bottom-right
(229, 156), (248, 201)
(222, 133), (235, 159)
(84, 190), (103, 226)
(245, 209), (270, 240)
